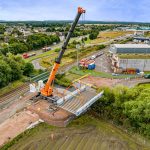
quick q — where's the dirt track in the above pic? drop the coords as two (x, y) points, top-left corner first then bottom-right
(81, 76), (120, 87)
(0, 110), (39, 147)
(81, 76), (150, 88)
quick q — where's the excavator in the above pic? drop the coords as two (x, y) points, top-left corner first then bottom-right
(36, 7), (86, 103)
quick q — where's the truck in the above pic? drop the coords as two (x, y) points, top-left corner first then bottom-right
(42, 47), (52, 52)
(79, 58), (95, 70)
(22, 53), (36, 59)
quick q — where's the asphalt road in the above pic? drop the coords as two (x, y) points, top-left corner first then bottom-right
(32, 58), (46, 70)
(95, 53), (112, 73)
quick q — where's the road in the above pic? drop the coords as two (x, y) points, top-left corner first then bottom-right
(30, 35), (89, 70)
(95, 53), (112, 73)
(28, 42), (63, 56)
(28, 35), (88, 56)
(32, 58), (46, 70)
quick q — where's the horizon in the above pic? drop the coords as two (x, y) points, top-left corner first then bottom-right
(0, 20), (150, 24)
(0, 0), (150, 22)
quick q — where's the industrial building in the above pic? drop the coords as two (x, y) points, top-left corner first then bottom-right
(110, 44), (150, 73)
(110, 44), (150, 54)
(133, 37), (150, 44)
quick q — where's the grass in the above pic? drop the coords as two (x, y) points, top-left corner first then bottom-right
(85, 31), (133, 45)
(144, 71), (150, 75)
(138, 83), (150, 88)
(118, 54), (150, 59)
(99, 31), (133, 39)
(65, 72), (82, 81)
(85, 37), (108, 45)
(39, 49), (76, 69)
(39, 45), (104, 69)
(69, 67), (137, 79)
(144, 32), (150, 37)
(0, 80), (24, 96)
(1, 114), (150, 150)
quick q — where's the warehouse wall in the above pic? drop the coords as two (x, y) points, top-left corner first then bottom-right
(119, 59), (150, 71)
(117, 48), (150, 53)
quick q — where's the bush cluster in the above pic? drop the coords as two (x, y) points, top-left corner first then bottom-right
(0, 53), (34, 88)
(92, 85), (150, 138)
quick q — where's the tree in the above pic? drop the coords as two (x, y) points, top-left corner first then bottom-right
(27, 33), (60, 50)
(0, 53), (34, 88)
(0, 59), (12, 87)
(23, 62), (34, 76)
(8, 37), (19, 44)
(0, 25), (5, 34)
(11, 28), (23, 36)
(5, 54), (23, 81)
(92, 85), (150, 138)
(8, 43), (28, 54)
(89, 31), (99, 40)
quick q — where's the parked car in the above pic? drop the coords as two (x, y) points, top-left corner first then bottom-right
(144, 74), (150, 79)
(112, 73), (119, 76)
(90, 55), (96, 60)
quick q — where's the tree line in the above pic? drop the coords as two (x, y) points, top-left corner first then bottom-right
(92, 85), (150, 138)
(0, 53), (34, 88)
(0, 33), (60, 55)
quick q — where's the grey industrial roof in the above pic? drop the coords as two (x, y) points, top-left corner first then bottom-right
(134, 37), (150, 40)
(113, 44), (150, 49)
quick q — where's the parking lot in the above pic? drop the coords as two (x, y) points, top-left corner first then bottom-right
(95, 52), (112, 73)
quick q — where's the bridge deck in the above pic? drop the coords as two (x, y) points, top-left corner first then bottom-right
(58, 88), (102, 116)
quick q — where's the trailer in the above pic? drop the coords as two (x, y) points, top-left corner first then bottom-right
(23, 53), (36, 59)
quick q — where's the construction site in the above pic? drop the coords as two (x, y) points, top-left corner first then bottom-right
(0, 7), (105, 147)
(0, 4), (150, 150)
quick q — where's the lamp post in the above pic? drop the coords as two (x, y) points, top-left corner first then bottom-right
(76, 44), (81, 70)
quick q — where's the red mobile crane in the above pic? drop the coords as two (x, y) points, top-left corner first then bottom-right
(37, 7), (85, 101)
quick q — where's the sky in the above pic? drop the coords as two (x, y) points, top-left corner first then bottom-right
(0, 0), (150, 22)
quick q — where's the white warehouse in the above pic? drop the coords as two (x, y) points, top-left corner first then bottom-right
(109, 44), (150, 72)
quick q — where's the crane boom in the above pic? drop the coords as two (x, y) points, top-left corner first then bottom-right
(40, 7), (86, 97)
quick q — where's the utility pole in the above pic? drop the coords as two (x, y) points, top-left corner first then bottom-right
(76, 44), (81, 70)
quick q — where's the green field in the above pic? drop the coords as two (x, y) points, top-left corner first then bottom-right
(85, 31), (134, 45)
(1, 115), (149, 150)
(138, 83), (150, 88)
(69, 67), (137, 79)
(118, 54), (150, 59)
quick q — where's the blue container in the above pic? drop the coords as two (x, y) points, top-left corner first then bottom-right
(88, 64), (92, 70)
(136, 69), (140, 73)
(93, 64), (96, 69)
(88, 63), (95, 70)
